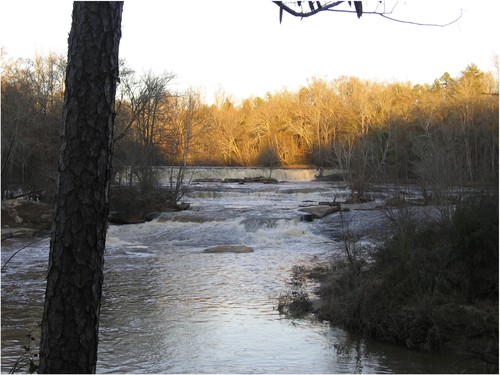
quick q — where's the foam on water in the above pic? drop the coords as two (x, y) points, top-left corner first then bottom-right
(2, 178), (465, 374)
(107, 214), (332, 255)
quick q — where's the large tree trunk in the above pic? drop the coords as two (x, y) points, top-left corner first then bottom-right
(39, 2), (123, 373)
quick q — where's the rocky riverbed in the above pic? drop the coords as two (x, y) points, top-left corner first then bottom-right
(1, 200), (53, 240)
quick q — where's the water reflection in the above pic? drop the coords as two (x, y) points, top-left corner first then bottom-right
(1, 180), (471, 373)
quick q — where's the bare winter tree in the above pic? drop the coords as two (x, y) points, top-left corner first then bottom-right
(39, 2), (123, 373)
(119, 71), (176, 191)
(166, 94), (196, 205)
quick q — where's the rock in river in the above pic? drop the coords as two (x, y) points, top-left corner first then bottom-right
(203, 245), (254, 253)
(299, 205), (340, 219)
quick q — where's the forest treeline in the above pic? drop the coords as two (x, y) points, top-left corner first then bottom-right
(1, 52), (498, 199)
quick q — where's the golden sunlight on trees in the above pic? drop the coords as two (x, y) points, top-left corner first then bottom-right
(2, 54), (498, 201)
(211, 93), (248, 166)
(2, 3), (493, 373)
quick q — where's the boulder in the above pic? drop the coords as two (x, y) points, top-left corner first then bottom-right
(1, 228), (37, 239)
(222, 177), (279, 184)
(300, 214), (314, 222)
(244, 177), (279, 184)
(299, 205), (340, 219)
(143, 212), (162, 222)
(203, 245), (254, 253)
(319, 201), (341, 208)
(1, 199), (53, 230)
(108, 211), (146, 225)
(223, 178), (245, 183)
(193, 178), (223, 183)
(1, 230), (13, 241)
(177, 202), (191, 210)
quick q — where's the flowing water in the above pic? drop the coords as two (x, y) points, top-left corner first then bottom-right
(1, 169), (467, 373)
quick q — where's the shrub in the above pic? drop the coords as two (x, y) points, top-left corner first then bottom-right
(109, 186), (176, 224)
(448, 193), (499, 301)
(316, 192), (498, 372)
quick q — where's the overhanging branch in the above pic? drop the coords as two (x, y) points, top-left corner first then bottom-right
(273, 1), (345, 20)
(273, 1), (462, 27)
(378, 8), (463, 27)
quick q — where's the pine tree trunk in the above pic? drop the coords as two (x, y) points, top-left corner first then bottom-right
(39, 2), (123, 373)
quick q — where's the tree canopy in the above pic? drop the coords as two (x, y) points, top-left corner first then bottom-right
(3, 56), (498, 199)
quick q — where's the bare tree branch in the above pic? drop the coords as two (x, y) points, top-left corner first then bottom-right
(1, 237), (48, 271)
(273, 1), (462, 27)
(1, 135), (16, 177)
(378, 8), (463, 27)
(273, 1), (344, 21)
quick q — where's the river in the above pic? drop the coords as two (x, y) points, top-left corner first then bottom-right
(1, 168), (467, 373)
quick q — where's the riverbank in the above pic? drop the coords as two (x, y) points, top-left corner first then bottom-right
(0, 187), (188, 231)
(282, 193), (498, 373)
(1, 200), (53, 240)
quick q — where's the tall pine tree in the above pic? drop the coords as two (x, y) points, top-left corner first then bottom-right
(39, 2), (123, 373)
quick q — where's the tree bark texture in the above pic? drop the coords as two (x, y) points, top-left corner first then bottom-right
(39, 2), (123, 373)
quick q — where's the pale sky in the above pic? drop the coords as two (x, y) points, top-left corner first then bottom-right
(1, 1), (499, 104)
